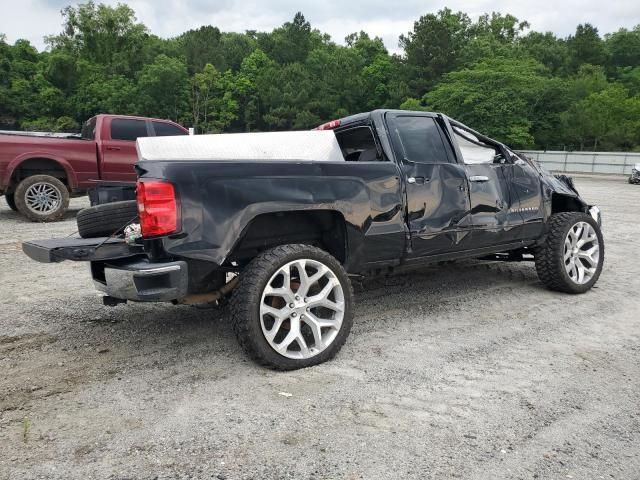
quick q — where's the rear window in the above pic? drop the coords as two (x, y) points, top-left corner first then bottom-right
(335, 126), (381, 162)
(111, 119), (148, 141)
(81, 117), (97, 140)
(153, 121), (186, 137)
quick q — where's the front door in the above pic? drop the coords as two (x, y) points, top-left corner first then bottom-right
(448, 125), (521, 248)
(509, 153), (544, 240)
(385, 113), (472, 258)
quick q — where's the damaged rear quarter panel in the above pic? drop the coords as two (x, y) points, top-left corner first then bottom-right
(137, 159), (406, 272)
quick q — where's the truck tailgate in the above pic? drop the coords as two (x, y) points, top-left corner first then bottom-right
(22, 237), (143, 263)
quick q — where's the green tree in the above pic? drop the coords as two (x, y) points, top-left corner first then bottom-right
(400, 8), (473, 95)
(567, 24), (607, 71)
(257, 12), (321, 65)
(519, 31), (569, 74)
(424, 58), (554, 147)
(46, 1), (149, 76)
(74, 66), (139, 118)
(191, 63), (238, 133)
(2, 5), (640, 152)
(605, 26), (640, 70)
(178, 26), (225, 74)
(561, 86), (640, 150)
(136, 54), (190, 122)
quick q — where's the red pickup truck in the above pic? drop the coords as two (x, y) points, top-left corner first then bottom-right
(0, 114), (187, 221)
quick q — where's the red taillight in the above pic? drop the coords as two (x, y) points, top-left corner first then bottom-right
(315, 119), (341, 130)
(136, 180), (177, 237)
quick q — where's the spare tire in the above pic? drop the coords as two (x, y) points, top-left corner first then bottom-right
(77, 200), (139, 238)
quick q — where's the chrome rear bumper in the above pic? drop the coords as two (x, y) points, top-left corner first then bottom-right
(93, 258), (188, 302)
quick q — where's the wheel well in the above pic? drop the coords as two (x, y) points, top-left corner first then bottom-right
(9, 158), (68, 191)
(228, 210), (347, 266)
(551, 193), (585, 214)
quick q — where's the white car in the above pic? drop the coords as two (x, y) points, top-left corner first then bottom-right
(629, 163), (640, 184)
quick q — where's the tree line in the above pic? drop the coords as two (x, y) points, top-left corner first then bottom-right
(1, 2), (639, 151)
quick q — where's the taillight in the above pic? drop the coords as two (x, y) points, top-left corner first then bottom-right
(136, 180), (177, 237)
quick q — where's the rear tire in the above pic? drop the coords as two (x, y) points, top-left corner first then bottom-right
(14, 175), (69, 222)
(230, 244), (354, 370)
(535, 212), (604, 294)
(76, 200), (139, 238)
(4, 193), (17, 211)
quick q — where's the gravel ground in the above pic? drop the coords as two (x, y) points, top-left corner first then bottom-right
(1, 178), (639, 480)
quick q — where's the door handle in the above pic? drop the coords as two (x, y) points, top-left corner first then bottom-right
(106, 146), (121, 151)
(469, 175), (489, 182)
(407, 176), (428, 184)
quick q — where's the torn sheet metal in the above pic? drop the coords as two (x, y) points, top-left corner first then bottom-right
(137, 130), (344, 163)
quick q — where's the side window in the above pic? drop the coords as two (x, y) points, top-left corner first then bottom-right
(452, 127), (500, 165)
(111, 119), (148, 141)
(153, 121), (186, 137)
(389, 116), (452, 164)
(335, 125), (382, 162)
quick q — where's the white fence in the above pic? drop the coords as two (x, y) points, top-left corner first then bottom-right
(520, 150), (639, 175)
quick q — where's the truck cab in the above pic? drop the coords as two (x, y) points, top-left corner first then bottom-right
(323, 110), (566, 264)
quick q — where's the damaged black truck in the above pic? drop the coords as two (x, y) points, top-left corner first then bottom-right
(23, 110), (604, 370)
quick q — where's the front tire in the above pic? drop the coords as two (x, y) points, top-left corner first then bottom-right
(535, 212), (604, 293)
(14, 175), (69, 222)
(230, 244), (354, 370)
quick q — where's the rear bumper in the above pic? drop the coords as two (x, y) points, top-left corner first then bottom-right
(93, 258), (188, 302)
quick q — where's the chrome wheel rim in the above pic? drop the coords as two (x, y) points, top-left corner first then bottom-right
(24, 182), (62, 214)
(260, 259), (345, 360)
(564, 221), (600, 285)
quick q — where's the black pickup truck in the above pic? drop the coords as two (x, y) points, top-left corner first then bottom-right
(23, 109), (604, 370)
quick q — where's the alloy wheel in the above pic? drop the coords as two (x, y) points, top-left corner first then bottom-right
(260, 259), (345, 359)
(564, 221), (600, 285)
(24, 182), (62, 214)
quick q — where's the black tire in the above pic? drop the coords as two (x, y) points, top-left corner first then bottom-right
(230, 244), (354, 370)
(76, 200), (139, 238)
(4, 193), (17, 211)
(14, 175), (70, 222)
(535, 212), (604, 294)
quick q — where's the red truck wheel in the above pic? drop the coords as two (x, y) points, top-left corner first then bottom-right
(14, 175), (70, 222)
(4, 193), (17, 211)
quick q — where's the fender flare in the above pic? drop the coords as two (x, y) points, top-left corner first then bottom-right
(3, 152), (78, 190)
(226, 207), (351, 265)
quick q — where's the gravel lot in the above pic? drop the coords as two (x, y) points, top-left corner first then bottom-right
(1, 177), (639, 480)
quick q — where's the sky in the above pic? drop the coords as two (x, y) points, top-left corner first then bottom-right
(1, 0), (639, 54)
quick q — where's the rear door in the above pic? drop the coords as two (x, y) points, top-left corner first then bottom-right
(385, 112), (472, 258)
(100, 118), (151, 182)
